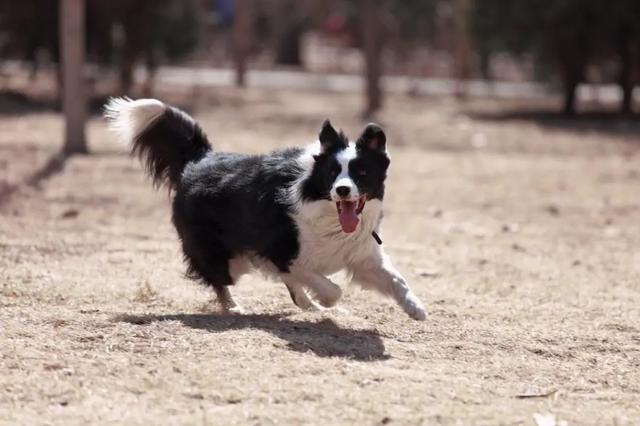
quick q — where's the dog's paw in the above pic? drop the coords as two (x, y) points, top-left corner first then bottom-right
(332, 306), (350, 315)
(224, 305), (246, 315)
(409, 306), (427, 321)
(315, 284), (343, 308)
(403, 293), (427, 321)
(295, 295), (325, 311)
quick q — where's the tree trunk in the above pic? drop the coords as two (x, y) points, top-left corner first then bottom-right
(479, 49), (492, 82)
(560, 56), (586, 117)
(119, 55), (135, 95)
(618, 27), (633, 115)
(563, 77), (578, 116)
(233, 0), (250, 87)
(361, 0), (382, 117)
(274, 1), (304, 67)
(454, 0), (472, 99)
(141, 51), (157, 99)
(119, 2), (148, 96)
(59, 0), (88, 154)
(275, 25), (304, 66)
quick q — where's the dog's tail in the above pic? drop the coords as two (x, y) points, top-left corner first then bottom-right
(104, 97), (211, 190)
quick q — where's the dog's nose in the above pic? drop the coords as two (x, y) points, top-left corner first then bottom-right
(336, 186), (351, 198)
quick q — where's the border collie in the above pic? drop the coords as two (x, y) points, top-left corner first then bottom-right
(105, 98), (426, 320)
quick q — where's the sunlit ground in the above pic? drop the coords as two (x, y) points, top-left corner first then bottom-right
(1, 87), (639, 425)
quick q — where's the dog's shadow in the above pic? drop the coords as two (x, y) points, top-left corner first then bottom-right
(115, 312), (389, 361)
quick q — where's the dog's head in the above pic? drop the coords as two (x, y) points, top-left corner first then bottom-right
(301, 120), (390, 233)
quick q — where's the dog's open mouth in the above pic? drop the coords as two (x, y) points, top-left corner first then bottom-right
(336, 195), (367, 233)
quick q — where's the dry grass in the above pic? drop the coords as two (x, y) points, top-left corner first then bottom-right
(1, 88), (639, 425)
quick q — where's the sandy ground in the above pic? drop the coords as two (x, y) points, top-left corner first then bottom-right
(1, 87), (639, 425)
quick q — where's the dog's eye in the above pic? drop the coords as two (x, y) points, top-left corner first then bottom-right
(358, 169), (367, 176)
(330, 168), (339, 177)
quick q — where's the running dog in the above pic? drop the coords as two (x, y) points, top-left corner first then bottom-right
(105, 98), (426, 320)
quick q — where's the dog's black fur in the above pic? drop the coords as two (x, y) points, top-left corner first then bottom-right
(105, 98), (427, 320)
(130, 105), (388, 299)
(105, 93), (440, 319)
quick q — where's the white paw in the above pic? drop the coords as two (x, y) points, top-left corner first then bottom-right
(332, 306), (350, 315)
(224, 305), (246, 315)
(403, 294), (427, 321)
(410, 306), (427, 321)
(296, 295), (325, 311)
(315, 285), (343, 308)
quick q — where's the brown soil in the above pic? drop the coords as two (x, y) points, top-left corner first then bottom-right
(1, 88), (639, 425)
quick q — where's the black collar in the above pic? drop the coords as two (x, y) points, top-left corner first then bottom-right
(371, 231), (382, 245)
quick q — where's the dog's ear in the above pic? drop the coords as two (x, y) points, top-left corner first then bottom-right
(356, 123), (386, 153)
(318, 119), (347, 153)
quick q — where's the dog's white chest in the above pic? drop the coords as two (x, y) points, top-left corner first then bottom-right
(291, 200), (382, 274)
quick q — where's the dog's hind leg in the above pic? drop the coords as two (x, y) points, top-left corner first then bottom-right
(281, 278), (324, 311)
(214, 286), (244, 314)
(183, 249), (245, 314)
(282, 270), (342, 308)
(216, 256), (250, 314)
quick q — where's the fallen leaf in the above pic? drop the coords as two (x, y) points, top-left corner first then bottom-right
(502, 223), (520, 233)
(61, 209), (79, 219)
(545, 205), (560, 216)
(51, 319), (66, 328)
(512, 243), (526, 252)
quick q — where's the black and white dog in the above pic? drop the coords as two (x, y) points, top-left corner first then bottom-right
(105, 98), (426, 320)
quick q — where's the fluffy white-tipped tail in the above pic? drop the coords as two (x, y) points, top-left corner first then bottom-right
(104, 97), (166, 146)
(103, 97), (211, 189)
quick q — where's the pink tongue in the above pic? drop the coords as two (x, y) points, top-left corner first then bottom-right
(338, 201), (359, 233)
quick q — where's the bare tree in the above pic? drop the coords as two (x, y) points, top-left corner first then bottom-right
(273, 0), (306, 67)
(617, 25), (636, 114)
(454, 0), (472, 99)
(233, 0), (250, 87)
(362, 0), (382, 117)
(59, 0), (88, 154)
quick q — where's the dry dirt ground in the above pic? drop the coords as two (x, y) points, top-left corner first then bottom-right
(1, 87), (639, 425)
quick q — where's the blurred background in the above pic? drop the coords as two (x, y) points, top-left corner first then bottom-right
(0, 0), (638, 153)
(2, 4), (640, 422)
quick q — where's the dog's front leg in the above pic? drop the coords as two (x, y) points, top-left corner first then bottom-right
(351, 250), (426, 320)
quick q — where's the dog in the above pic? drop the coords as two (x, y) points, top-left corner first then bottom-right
(105, 98), (426, 320)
